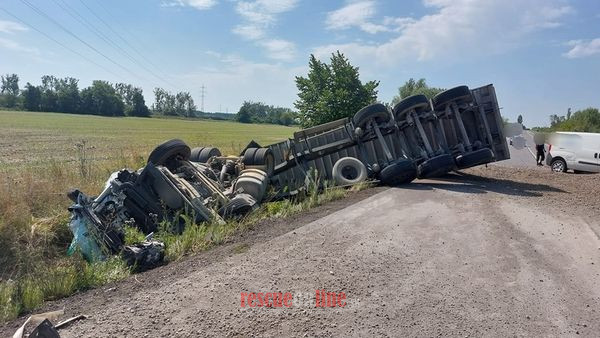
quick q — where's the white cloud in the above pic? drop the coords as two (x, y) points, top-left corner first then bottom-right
(0, 20), (28, 34)
(260, 39), (296, 61)
(0, 37), (39, 54)
(178, 54), (305, 112)
(232, 0), (299, 61)
(564, 39), (600, 58)
(161, 0), (217, 10)
(315, 0), (574, 65)
(232, 24), (265, 40)
(325, 1), (413, 34)
(233, 0), (298, 40)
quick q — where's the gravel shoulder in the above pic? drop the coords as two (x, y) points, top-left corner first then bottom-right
(2, 165), (599, 337)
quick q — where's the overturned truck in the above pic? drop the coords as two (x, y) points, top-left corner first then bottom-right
(67, 84), (509, 262)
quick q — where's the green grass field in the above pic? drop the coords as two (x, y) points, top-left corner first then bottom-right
(0, 110), (296, 168)
(0, 110), (300, 322)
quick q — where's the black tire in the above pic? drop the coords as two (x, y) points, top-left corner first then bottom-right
(253, 148), (274, 175)
(147, 139), (190, 165)
(432, 86), (473, 111)
(332, 157), (368, 185)
(242, 148), (259, 165)
(196, 147), (221, 163)
(379, 159), (417, 186)
(455, 148), (494, 169)
(417, 154), (455, 179)
(353, 103), (391, 128)
(392, 95), (430, 121)
(219, 193), (256, 217)
(190, 147), (205, 162)
(551, 158), (567, 173)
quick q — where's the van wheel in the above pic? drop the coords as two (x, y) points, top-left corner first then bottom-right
(551, 159), (567, 173)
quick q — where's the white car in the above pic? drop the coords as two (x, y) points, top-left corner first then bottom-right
(546, 132), (600, 173)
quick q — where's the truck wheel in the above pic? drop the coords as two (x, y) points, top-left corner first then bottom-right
(200, 147), (221, 163)
(353, 103), (391, 129)
(455, 148), (494, 169)
(190, 147), (205, 162)
(432, 86), (473, 111)
(147, 139), (191, 165)
(220, 194), (256, 217)
(253, 148), (275, 176)
(551, 158), (567, 173)
(332, 157), (368, 186)
(190, 147), (222, 163)
(242, 148), (259, 165)
(379, 159), (417, 186)
(417, 154), (455, 179)
(392, 94), (430, 121)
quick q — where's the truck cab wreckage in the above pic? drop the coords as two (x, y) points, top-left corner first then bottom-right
(67, 84), (509, 265)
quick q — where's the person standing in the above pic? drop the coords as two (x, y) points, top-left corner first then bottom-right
(535, 143), (545, 166)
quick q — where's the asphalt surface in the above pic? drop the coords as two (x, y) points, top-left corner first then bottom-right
(496, 131), (538, 168)
(24, 174), (598, 337)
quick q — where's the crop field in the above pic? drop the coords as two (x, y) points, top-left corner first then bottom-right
(0, 110), (298, 321)
(0, 110), (296, 168)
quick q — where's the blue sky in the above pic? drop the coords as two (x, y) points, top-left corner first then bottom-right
(1, 0), (599, 126)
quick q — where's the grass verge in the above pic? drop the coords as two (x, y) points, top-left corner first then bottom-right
(0, 172), (373, 323)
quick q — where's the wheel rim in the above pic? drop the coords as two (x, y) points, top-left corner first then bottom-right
(341, 165), (359, 180)
(552, 161), (563, 172)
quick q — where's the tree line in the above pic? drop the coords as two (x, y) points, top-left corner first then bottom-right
(0, 73), (200, 118)
(532, 107), (600, 133)
(236, 101), (297, 126)
(1, 73), (151, 117)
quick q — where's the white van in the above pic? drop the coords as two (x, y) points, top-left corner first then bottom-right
(546, 132), (600, 173)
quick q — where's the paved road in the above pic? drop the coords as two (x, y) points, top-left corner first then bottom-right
(51, 179), (599, 337)
(496, 131), (539, 168)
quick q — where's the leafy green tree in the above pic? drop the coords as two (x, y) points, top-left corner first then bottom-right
(80, 80), (124, 116)
(55, 77), (80, 113)
(175, 92), (196, 117)
(115, 83), (150, 117)
(391, 78), (444, 106)
(0, 73), (20, 108)
(236, 101), (297, 125)
(21, 83), (42, 111)
(295, 52), (378, 127)
(236, 102), (252, 123)
(153, 87), (177, 116)
(40, 75), (58, 112)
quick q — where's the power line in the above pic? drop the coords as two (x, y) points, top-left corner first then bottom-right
(73, 0), (181, 91)
(19, 0), (146, 83)
(0, 7), (122, 79)
(81, 0), (181, 90)
(52, 0), (138, 68)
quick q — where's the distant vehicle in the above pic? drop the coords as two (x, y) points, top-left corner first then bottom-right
(546, 132), (600, 173)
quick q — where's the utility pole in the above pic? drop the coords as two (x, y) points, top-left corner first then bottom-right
(200, 84), (205, 112)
